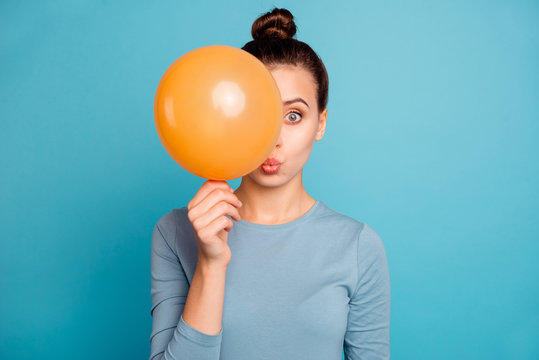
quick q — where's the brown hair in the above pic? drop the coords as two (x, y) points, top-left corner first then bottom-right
(241, 8), (329, 114)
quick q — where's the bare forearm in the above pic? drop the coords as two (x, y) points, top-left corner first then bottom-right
(181, 258), (227, 335)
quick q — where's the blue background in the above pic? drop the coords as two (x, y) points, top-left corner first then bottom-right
(1, 1), (538, 359)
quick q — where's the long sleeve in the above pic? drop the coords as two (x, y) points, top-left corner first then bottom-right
(343, 223), (391, 360)
(149, 221), (223, 360)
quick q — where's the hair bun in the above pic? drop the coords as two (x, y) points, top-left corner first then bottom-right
(251, 8), (296, 40)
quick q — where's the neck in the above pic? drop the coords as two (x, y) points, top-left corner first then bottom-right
(233, 170), (316, 225)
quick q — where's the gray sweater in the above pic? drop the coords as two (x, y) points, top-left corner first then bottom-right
(149, 199), (391, 360)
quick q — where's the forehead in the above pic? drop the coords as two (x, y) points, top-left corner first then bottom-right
(269, 65), (317, 106)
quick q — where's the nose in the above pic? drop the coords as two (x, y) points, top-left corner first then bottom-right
(274, 129), (283, 148)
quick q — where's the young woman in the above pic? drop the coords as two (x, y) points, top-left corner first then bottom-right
(149, 8), (390, 360)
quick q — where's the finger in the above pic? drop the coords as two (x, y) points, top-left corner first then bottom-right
(188, 180), (233, 211)
(189, 188), (242, 223)
(204, 215), (234, 238)
(195, 200), (241, 231)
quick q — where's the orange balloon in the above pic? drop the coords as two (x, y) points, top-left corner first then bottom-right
(154, 45), (283, 180)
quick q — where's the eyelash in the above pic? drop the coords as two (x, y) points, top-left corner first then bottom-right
(285, 111), (303, 125)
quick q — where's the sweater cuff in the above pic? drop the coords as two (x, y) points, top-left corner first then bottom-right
(178, 314), (223, 347)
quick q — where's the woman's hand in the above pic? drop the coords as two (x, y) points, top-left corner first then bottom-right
(187, 180), (242, 269)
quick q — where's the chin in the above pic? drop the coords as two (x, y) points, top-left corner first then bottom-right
(249, 169), (285, 184)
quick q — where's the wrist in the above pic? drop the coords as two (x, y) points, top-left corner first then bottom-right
(196, 258), (228, 276)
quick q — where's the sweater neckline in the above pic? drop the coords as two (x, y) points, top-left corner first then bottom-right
(233, 199), (321, 231)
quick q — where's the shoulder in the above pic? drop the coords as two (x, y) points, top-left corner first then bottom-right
(152, 206), (192, 248)
(358, 223), (385, 254)
(315, 200), (365, 235)
(154, 206), (189, 229)
(317, 200), (386, 254)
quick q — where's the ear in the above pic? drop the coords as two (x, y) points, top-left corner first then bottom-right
(315, 107), (327, 141)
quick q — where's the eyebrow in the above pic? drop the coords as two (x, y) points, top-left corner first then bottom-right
(283, 97), (310, 109)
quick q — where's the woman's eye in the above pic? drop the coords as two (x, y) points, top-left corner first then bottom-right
(285, 111), (302, 124)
